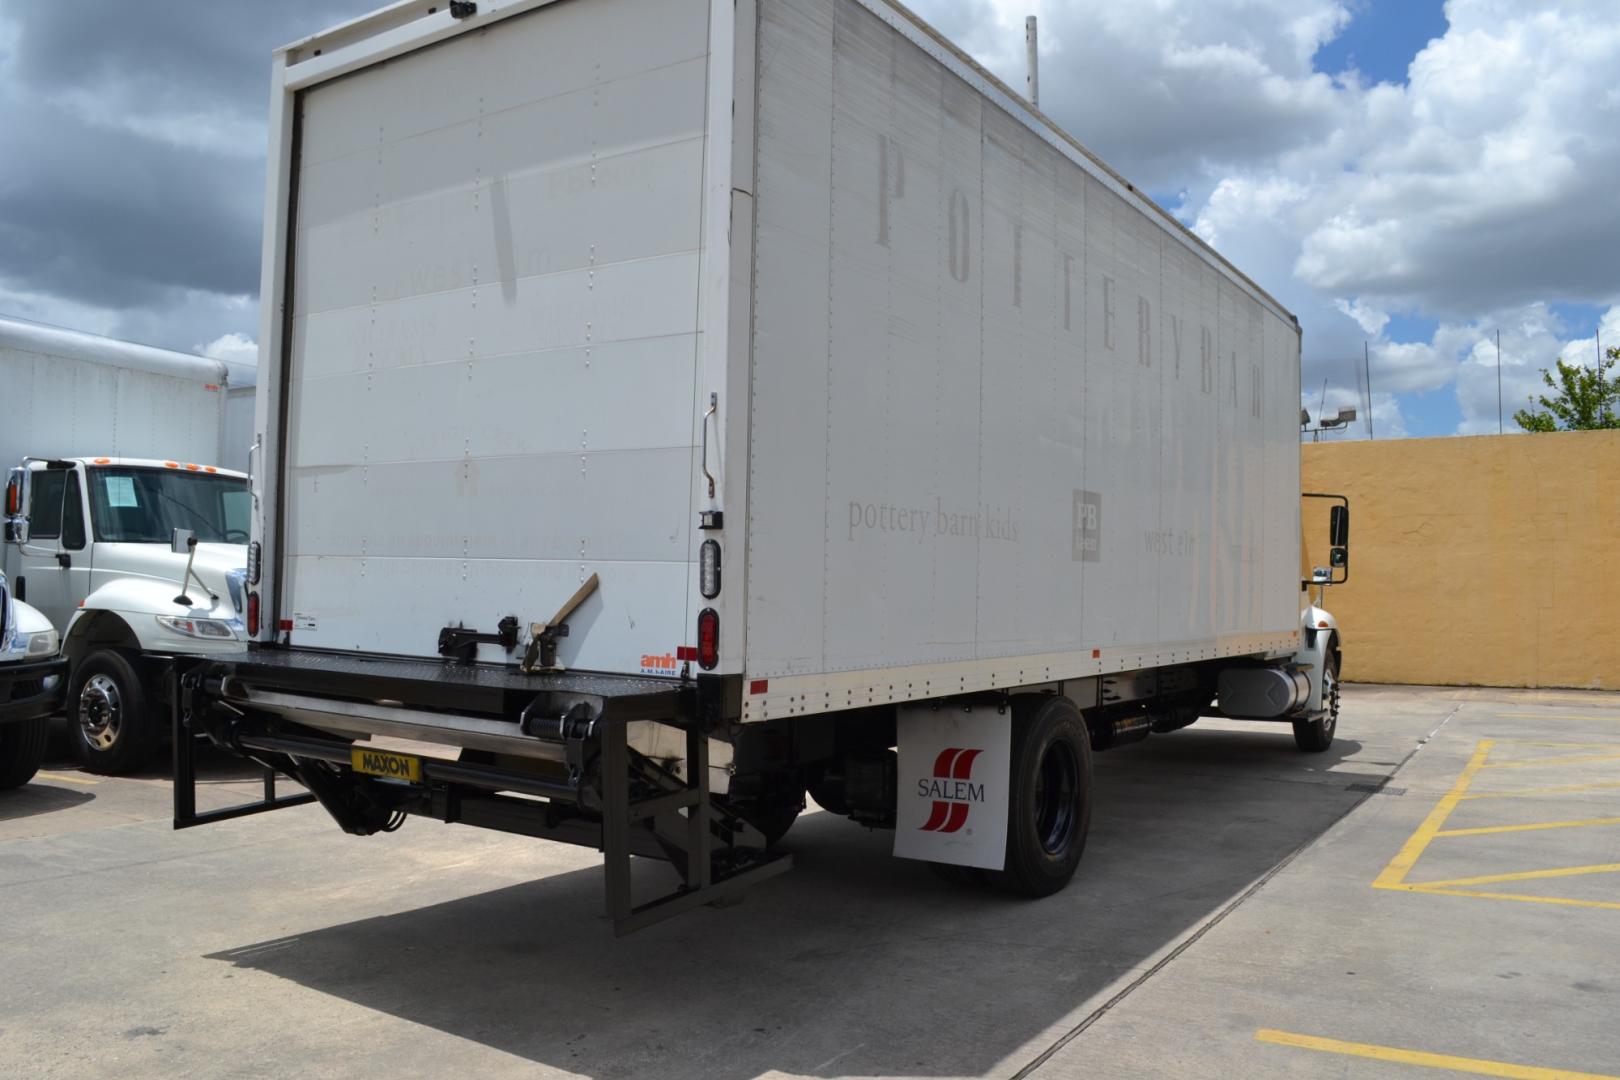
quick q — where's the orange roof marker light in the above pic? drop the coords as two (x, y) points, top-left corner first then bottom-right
(164, 461), (179, 468)
(93, 457), (111, 464)
(185, 463), (200, 471)
(204, 466), (218, 474)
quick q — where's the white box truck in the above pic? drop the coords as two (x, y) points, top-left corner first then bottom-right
(1, 316), (254, 772)
(176, 0), (1351, 933)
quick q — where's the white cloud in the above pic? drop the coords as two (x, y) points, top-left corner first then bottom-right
(1334, 298), (1389, 338)
(198, 331), (258, 367)
(2, 0), (1613, 440)
(911, 0), (1353, 189)
(1462, 302), (1620, 435)
(910, 0), (1620, 435)
(57, 87), (265, 159)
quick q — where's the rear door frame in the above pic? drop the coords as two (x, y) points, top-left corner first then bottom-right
(252, 0), (740, 656)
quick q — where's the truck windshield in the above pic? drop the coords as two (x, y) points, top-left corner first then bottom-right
(87, 467), (250, 544)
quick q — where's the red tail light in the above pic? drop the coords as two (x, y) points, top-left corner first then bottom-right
(246, 591), (260, 637)
(697, 607), (719, 670)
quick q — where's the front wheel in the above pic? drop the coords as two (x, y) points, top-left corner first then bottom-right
(1293, 651), (1340, 753)
(0, 717), (50, 789)
(992, 694), (1093, 897)
(68, 649), (157, 775)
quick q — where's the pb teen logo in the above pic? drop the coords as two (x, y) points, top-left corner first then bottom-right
(918, 747), (984, 833)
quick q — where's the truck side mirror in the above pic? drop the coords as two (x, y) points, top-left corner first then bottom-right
(1328, 505), (1349, 571)
(4, 466), (27, 545)
(171, 527), (197, 555)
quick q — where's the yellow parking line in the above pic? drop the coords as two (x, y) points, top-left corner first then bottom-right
(1462, 781), (1620, 800)
(1417, 862), (1620, 890)
(1255, 1028), (1620, 1078)
(1435, 816), (1620, 838)
(1499, 740), (1620, 749)
(35, 771), (99, 786)
(1401, 886), (1620, 912)
(1373, 740), (1494, 890)
(1495, 713), (1620, 723)
(1481, 752), (1620, 770)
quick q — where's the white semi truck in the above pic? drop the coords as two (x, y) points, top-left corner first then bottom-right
(175, 0), (1350, 933)
(1, 317), (253, 772)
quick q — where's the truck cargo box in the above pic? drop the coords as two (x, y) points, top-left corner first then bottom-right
(252, 0), (1302, 720)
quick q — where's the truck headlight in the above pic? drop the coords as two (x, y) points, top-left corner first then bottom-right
(25, 628), (59, 656)
(155, 615), (238, 640)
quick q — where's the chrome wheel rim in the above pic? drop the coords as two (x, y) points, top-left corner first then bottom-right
(78, 674), (123, 752)
(1322, 662), (1339, 733)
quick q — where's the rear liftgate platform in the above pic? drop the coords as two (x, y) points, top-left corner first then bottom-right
(172, 652), (791, 935)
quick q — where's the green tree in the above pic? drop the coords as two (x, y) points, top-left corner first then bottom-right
(1513, 346), (1620, 431)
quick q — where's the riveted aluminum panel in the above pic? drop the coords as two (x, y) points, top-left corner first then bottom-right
(744, 0), (1301, 703)
(279, 0), (714, 669)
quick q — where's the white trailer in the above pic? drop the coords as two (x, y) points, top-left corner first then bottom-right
(0, 316), (246, 471)
(177, 0), (1350, 933)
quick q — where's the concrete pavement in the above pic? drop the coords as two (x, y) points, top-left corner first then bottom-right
(2, 686), (1617, 1078)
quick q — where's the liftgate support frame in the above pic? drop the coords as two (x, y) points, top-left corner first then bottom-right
(172, 659), (792, 935)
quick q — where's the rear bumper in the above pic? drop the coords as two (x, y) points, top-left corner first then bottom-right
(180, 645), (695, 760)
(0, 656), (66, 725)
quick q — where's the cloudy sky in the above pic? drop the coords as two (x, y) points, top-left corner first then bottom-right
(1, 0), (1616, 438)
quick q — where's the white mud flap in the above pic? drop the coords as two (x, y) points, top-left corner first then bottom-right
(892, 702), (1012, 870)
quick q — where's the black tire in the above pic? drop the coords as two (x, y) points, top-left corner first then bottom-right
(730, 777), (805, 848)
(0, 717), (50, 790)
(1293, 649), (1340, 753)
(991, 694), (1093, 897)
(806, 772), (851, 817)
(67, 649), (157, 775)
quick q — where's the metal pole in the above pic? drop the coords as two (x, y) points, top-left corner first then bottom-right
(1025, 16), (1039, 108)
(1496, 329), (1502, 435)
(1364, 342), (1374, 439)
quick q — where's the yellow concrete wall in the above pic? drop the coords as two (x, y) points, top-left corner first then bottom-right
(1301, 430), (1620, 690)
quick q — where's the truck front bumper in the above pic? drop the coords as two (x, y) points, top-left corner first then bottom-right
(0, 656), (66, 725)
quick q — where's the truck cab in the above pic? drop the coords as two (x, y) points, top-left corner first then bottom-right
(3, 457), (249, 773)
(0, 569), (63, 789)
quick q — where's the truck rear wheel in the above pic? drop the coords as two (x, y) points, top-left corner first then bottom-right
(0, 717), (50, 790)
(68, 649), (157, 775)
(993, 694), (1093, 897)
(1292, 651), (1340, 753)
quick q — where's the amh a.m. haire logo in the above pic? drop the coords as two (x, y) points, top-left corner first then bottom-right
(918, 747), (985, 833)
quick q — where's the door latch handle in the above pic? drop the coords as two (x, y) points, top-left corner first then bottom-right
(700, 392), (718, 499)
(56, 552), (71, 568)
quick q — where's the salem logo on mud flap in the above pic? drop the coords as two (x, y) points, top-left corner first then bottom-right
(918, 747), (985, 833)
